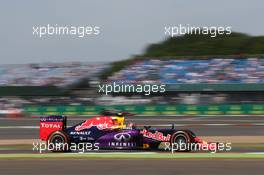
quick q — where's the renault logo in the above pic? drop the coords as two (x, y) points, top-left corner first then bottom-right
(114, 133), (131, 142)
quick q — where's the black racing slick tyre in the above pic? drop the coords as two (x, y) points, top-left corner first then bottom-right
(170, 132), (191, 152)
(48, 131), (70, 152)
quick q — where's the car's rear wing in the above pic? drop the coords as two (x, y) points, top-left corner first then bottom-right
(40, 116), (67, 141)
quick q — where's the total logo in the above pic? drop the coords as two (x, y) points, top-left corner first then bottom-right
(40, 123), (61, 129)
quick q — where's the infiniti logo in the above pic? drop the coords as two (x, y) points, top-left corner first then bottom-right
(114, 133), (131, 142)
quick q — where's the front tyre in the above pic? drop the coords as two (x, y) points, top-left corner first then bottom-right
(48, 131), (70, 152)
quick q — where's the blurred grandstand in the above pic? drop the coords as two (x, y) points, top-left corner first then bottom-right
(1, 57), (264, 110)
(0, 62), (107, 87)
(1, 32), (264, 115)
(0, 62), (108, 114)
(109, 58), (264, 84)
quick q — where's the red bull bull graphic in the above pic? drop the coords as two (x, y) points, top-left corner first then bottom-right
(75, 117), (114, 131)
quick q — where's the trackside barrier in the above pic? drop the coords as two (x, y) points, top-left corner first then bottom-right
(24, 104), (264, 116)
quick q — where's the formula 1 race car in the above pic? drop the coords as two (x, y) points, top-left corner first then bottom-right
(40, 111), (217, 152)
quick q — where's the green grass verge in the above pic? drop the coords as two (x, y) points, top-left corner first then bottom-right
(0, 153), (264, 159)
(2, 143), (264, 151)
(0, 144), (31, 150)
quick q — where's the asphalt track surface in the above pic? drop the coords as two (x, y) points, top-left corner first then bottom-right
(0, 115), (264, 139)
(0, 115), (264, 175)
(0, 158), (264, 175)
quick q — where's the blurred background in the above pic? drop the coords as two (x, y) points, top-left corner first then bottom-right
(1, 32), (264, 117)
(1, 1), (264, 174)
(0, 0), (263, 117)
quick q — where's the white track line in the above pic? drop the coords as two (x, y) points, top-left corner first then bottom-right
(245, 152), (264, 154)
(66, 152), (157, 154)
(0, 126), (38, 129)
(1, 123), (264, 129)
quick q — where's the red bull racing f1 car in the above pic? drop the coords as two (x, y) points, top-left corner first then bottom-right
(40, 111), (217, 152)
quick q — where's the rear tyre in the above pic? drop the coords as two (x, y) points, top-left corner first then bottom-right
(171, 132), (191, 152)
(48, 131), (70, 152)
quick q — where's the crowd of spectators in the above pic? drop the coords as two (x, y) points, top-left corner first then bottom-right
(0, 62), (108, 87)
(109, 58), (264, 84)
(0, 58), (263, 110)
(1, 58), (263, 87)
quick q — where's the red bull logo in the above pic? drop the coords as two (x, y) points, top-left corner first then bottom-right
(75, 117), (114, 131)
(140, 129), (171, 142)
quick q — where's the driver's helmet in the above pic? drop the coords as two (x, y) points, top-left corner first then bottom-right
(111, 116), (125, 129)
(116, 112), (123, 117)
